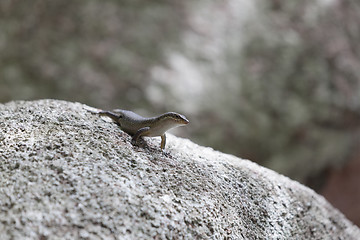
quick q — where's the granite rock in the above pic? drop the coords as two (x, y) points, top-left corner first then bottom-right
(0, 99), (359, 239)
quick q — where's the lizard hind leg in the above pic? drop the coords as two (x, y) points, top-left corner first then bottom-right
(131, 127), (151, 147)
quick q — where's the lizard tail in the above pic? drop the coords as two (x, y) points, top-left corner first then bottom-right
(83, 105), (103, 114)
(84, 105), (120, 123)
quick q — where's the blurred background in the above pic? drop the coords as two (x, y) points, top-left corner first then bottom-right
(1, 0), (359, 226)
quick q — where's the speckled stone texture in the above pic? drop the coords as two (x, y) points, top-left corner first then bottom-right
(0, 99), (359, 239)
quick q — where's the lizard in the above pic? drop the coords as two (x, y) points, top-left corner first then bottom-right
(85, 106), (189, 149)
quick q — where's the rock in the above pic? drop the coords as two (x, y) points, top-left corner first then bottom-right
(0, 99), (359, 239)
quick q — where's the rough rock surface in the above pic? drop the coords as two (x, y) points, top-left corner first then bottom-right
(0, 99), (359, 240)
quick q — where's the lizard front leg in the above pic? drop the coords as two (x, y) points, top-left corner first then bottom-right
(131, 127), (167, 149)
(160, 134), (166, 149)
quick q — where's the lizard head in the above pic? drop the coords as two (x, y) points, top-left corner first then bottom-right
(162, 112), (189, 125)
